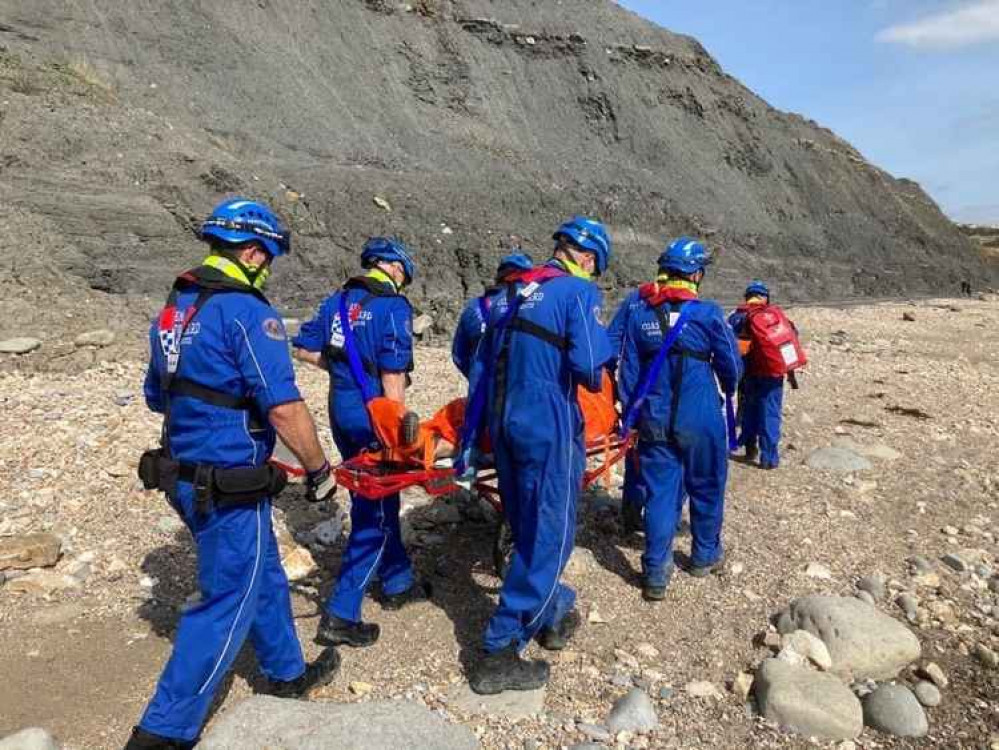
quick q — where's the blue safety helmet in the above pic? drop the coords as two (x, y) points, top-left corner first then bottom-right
(553, 216), (612, 275)
(199, 197), (291, 258)
(361, 236), (416, 284)
(496, 253), (533, 279)
(745, 280), (770, 299)
(658, 236), (711, 275)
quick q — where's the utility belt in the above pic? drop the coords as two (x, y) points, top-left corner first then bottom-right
(138, 448), (287, 516)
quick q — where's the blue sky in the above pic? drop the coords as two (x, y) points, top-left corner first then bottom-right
(619, 0), (999, 225)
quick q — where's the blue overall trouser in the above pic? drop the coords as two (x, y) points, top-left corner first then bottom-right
(325, 427), (414, 622)
(633, 427), (728, 585)
(139, 488), (304, 743)
(483, 388), (582, 653)
(740, 375), (784, 468)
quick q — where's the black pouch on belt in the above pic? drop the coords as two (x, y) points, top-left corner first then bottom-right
(213, 464), (288, 506)
(137, 449), (162, 490)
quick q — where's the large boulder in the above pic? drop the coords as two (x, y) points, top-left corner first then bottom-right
(0, 533), (62, 571)
(0, 728), (59, 750)
(862, 684), (929, 737)
(777, 596), (920, 681)
(199, 696), (479, 750)
(754, 659), (863, 740)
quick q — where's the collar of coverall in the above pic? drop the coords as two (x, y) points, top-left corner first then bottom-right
(745, 296), (768, 305)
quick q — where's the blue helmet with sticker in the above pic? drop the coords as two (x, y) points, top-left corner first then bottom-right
(496, 253), (533, 280)
(200, 197), (291, 258)
(361, 236), (416, 284)
(745, 280), (770, 299)
(658, 236), (711, 275)
(553, 216), (612, 275)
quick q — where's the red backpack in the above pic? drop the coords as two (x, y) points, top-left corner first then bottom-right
(743, 304), (807, 377)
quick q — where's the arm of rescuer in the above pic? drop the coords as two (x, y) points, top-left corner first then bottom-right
(234, 309), (335, 502)
(290, 296), (330, 370)
(566, 283), (613, 393)
(708, 304), (743, 396)
(376, 297), (414, 404)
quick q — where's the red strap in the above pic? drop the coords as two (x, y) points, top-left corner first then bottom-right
(516, 266), (568, 285)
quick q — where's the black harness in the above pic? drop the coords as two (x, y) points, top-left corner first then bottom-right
(138, 266), (287, 514)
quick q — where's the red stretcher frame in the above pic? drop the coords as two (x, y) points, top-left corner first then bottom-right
(333, 433), (634, 510)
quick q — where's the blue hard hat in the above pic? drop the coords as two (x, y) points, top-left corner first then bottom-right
(553, 216), (612, 275)
(658, 236), (711, 275)
(745, 280), (770, 299)
(200, 197), (291, 257)
(361, 236), (416, 283)
(496, 253), (533, 278)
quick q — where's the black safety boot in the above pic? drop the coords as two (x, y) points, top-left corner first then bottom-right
(379, 579), (432, 611)
(123, 727), (194, 750)
(469, 645), (550, 695)
(744, 445), (759, 463)
(688, 554), (725, 578)
(316, 613), (380, 648)
(401, 410), (421, 446)
(621, 500), (643, 536)
(268, 648), (341, 698)
(537, 608), (581, 651)
(642, 580), (669, 601)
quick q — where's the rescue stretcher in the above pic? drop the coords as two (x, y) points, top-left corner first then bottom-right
(332, 373), (632, 512)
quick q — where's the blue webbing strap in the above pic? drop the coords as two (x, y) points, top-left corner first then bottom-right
(618, 303), (695, 438)
(338, 292), (377, 404)
(725, 393), (739, 451)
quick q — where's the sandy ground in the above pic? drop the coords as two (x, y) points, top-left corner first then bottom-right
(0, 297), (997, 749)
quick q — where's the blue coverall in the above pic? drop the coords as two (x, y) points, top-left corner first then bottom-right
(452, 288), (501, 378)
(616, 291), (742, 585)
(728, 307), (787, 469)
(292, 275), (415, 623)
(140, 268), (306, 743)
(468, 262), (612, 653)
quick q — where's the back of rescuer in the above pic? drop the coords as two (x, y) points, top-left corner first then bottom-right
(128, 198), (339, 750)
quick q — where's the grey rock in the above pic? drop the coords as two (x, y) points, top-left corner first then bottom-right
(447, 682), (545, 720)
(908, 555), (935, 574)
(199, 696), (479, 749)
(913, 680), (941, 707)
(861, 684), (928, 737)
(411, 314), (434, 336)
(606, 688), (659, 733)
(940, 553), (967, 573)
(576, 723), (611, 742)
(807, 447), (872, 472)
(856, 591), (876, 607)
(777, 595), (921, 680)
(916, 662), (948, 688)
(896, 593), (919, 621)
(975, 643), (999, 669)
(754, 659), (863, 740)
(658, 686), (674, 700)
(568, 746), (603, 750)
(113, 390), (135, 406)
(857, 574), (887, 601)
(0, 728), (60, 750)
(989, 576), (999, 594)
(73, 329), (115, 348)
(0, 338), (42, 355)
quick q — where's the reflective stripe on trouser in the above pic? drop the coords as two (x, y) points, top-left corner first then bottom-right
(139, 493), (305, 743)
(483, 392), (582, 654)
(739, 375), (784, 467)
(326, 425), (413, 623)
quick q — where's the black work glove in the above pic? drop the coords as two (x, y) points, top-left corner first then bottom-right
(305, 460), (337, 503)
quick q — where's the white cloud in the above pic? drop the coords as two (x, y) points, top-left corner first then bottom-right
(876, 0), (999, 49)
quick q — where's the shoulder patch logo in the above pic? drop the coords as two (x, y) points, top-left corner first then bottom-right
(262, 317), (286, 341)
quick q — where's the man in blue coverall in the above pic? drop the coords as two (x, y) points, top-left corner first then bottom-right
(728, 280), (791, 469)
(465, 216), (613, 695)
(614, 238), (742, 601)
(128, 198), (340, 750)
(451, 253), (533, 378)
(292, 238), (429, 649)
